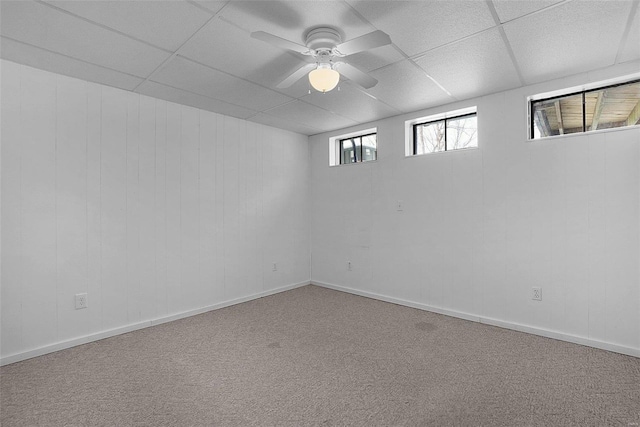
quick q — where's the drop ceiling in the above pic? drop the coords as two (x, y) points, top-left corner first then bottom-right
(1, 0), (638, 136)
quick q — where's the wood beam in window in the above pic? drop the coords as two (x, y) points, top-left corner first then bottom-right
(554, 100), (564, 135)
(626, 99), (640, 126)
(590, 91), (606, 131)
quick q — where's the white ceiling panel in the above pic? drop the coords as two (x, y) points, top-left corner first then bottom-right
(367, 60), (454, 113)
(414, 28), (521, 100)
(347, 0), (495, 57)
(302, 82), (401, 124)
(346, 45), (405, 73)
(491, 0), (563, 23)
(179, 16), (310, 86)
(0, 1), (170, 77)
(249, 112), (322, 135)
(504, 0), (633, 84)
(1, 37), (143, 91)
(618, 7), (640, 63)
(136, 80), (258, 119)
(45, 0), (212, 52)
(219, 1), (372, 48)
(151, 56), (294, 111)
(266, 99), (358, 132)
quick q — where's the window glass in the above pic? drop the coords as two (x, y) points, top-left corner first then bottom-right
(531, 93), (583, 138)
(338, 133), (377, 165)
(353, 137), (362, 162)
(362, 134), (377, 161)
(585, 81), (640, 131)
(341, 139), (354, 164)
(415, 120), (445, 154)
(446, 114), (478, 150)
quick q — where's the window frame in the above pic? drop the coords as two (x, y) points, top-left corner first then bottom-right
(529, 78), (640, 140)
(412, 112), (477, 155)
(338, 131), (377, 165)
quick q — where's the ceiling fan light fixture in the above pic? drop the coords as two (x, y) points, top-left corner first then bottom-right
(308, 64), (340, 93)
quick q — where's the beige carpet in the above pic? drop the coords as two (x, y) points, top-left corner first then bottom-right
(1, 285), (639, 426)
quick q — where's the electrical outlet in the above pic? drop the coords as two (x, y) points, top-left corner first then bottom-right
(75, 293), (88, 310)
(532, 287), (542, 301)
(272, 263), (277, 272)
(347, 261), (352, 271)
(396, 200), (403, 211)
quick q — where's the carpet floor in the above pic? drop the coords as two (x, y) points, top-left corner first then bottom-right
(1, 285), (639, 426)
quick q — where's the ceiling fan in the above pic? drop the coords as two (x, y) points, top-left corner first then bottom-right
(251, 27), (392, 93)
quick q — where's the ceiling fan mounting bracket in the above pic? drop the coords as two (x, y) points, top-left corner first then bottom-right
(305, 26), (342, 52)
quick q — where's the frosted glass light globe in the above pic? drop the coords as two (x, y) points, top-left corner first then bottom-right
(308, 67), (340, 93)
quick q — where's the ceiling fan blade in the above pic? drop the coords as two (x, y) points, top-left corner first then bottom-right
(334, 62), (378, 89)
(250, 31), (311, 55)
(334, 30), (391, 56)
(277, 63), (317, 88)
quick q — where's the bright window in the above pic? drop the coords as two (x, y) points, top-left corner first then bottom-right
(339, 132), (377, 165)
(413, 112), (477, 155)
(530, 79), (640, 139)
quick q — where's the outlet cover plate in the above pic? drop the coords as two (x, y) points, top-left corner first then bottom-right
(532, 287), (542, 301)
(75, 293), (88, 309)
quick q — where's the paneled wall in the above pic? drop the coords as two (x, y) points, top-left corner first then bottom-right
(1, 60), (310, 362)
(310, 61), (640, 356)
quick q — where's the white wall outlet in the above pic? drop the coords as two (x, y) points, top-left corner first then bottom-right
(347, 261), (352, 271)
(272, 263), (277, 272)
(396, 200), (403, 211)
(532, 287), (542, 301)
(75, 293), (88, 310)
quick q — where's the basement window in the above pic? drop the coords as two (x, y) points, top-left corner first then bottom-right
(530, 78), (640, 140)
(406, 107), (478, 156)
(329, 128), (377, 166)
(340, 133), (377, 164)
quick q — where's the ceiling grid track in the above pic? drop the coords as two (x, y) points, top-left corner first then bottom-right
(614, 0), (640, 64)
(131, 1), (233, 92)
(0, 35), (144, 81)
(34, 0), (173, 55)
(341, 0), (456, 101)
(486, 0), (525, 86)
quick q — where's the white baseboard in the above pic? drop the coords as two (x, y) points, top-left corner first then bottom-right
(313, 280), (640, 359)
(1, 281), (311, 366)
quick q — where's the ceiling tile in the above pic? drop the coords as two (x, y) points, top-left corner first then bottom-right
(414, 28), (521, 100)
(302, 82), (401, 123)
(0, 1), (170, 77)
(136, 81), (258, 119)
(179, 16), (311, 89)
(504, 1), (633, 84)
(151, 56), (294, 111)
(248, 112), (321, 135)
(491, 0), (563, 23)
(265, 99), (358, 131)
(618, 7), (640, 63)
(347, 0), (495, 57)
(45, 1), (211, 52)
(1, 37), (143, 91)
(219, 1), (372, 48)
(346, 45), (405, 73)
(366, 60), (454, 113)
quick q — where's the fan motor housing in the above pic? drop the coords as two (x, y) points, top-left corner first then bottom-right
(305, 27), (342, 51)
